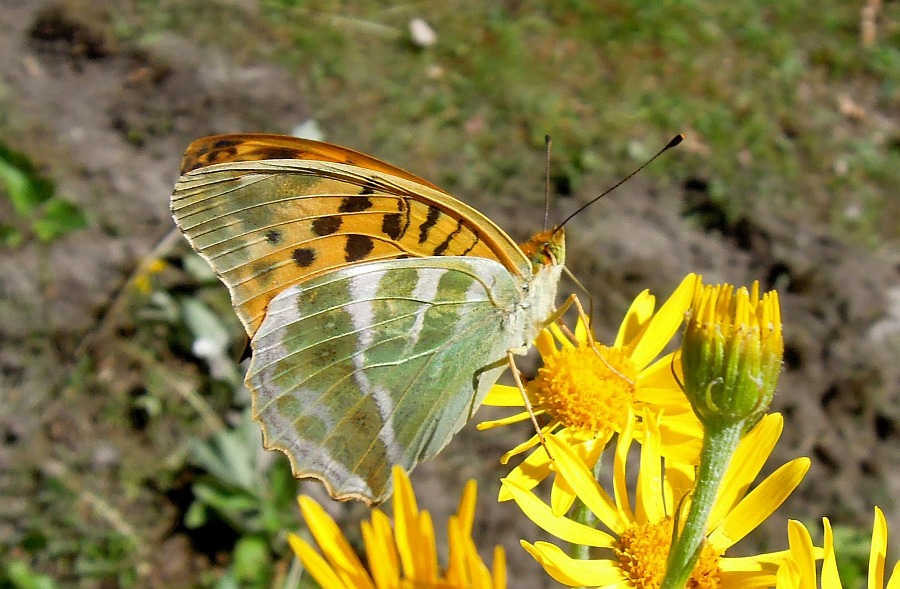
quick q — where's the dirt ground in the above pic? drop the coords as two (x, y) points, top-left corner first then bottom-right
(1, 1), (899, 587)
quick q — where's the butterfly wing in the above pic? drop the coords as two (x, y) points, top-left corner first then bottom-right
(171, 134), (563, 504)
(248, 256), (529, 503)
(172, 136), (530, 337)
(179, 133), (449, 191)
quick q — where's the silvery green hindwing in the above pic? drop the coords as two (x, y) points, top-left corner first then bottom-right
(248, 255), (562, 503)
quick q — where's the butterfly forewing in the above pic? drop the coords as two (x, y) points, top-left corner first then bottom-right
(180, 133), (448, 193)
(173, 158), (530, 336)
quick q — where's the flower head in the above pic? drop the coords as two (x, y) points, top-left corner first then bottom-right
(480, 274), (703, 512)
(289, 466), (505, 589)
(681, 279), (783, 430)
(777, 508), (896, 589)
(503, 410), (810, 588)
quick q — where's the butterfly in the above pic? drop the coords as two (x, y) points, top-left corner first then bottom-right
(171, 134), (564, 504)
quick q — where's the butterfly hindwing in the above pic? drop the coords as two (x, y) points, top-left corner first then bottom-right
(247, 256), (527, 502)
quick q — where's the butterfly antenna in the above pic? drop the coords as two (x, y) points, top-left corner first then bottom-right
(543, 134), (552, 231)
(553, 134), (684, 233)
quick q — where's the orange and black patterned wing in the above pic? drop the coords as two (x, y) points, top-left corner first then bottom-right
(179, 133), (447, 193)
(171, 134), (532, 337)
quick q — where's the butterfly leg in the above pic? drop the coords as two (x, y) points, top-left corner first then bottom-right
(505, 348), (549, 453)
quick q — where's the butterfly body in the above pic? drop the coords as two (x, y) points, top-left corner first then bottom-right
(172, 134), (564, 503)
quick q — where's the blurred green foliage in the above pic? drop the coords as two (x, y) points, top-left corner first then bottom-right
(0, 141), (87, 246)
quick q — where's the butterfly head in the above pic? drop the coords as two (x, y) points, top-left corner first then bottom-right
(520, 227), (566, 271)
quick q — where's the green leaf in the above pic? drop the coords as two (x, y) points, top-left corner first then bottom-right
(32, 198), (88, 242)
(184, 500), (209, 529)
(232, 536), (271, 583)
(0, 224), (23, 248)
(0, 142), (54, 215)
(4, 560), (60, 589)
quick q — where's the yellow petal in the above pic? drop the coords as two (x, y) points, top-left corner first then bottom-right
(574, 315), (590, 345)
(708, 457), (810, 551)
(499, 422), (559, 463)
(871, 507), (888, 589)
(445, 517), (466, 586)
(502, 478), (615, 547)
(614, 414), (636, 525)
(635, 352), (681, 392)
(417, 510), (438, 581)
(297, 496), (373, 588)
(786, 520), (817, 589)
(377, 510), (402, 588)
(663, 460), (695, 516)
(478, 411), (535, 431)
(288, 534), (352, 589)
(500, 423), (555, 464)
(615, 290), (656, 348)
(550, 468), (577, 516)
(821, 518), (843, 589)
(539, 326), (566, 354)
(457, 479), (477, 538)
(630, 274), (697, 369)
(635, 410), (665, 524)
(777, 560), (802, 589)
(521, 541), (626, 587)
(392, 466), (420, 579)
(361, 517), (399, 589)
(545, 434), (622, 534)
(498, 445), (553, 501)
(483, 385), (526, 407)
(720, 551), (788, 571)
(888, 564), (900, 589)
(709, 413), (783, 528)
(492, 546), (507, 589)
(719, 553), (781, 586)
(550, 437), (605, 515)
(655, 421), (703, 464)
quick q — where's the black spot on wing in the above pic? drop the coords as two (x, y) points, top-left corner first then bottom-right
(312, 216), (342, 236)
(460, 235), (479, 256)
(381, 213), (403, 240)
(432, 219), (464, 256)
(345, 235), (374, 262)
(292, 247), (316, 267)
(212, 138), (241, 149)
(418, 206), (441, 244)
(265, 229), (282, 244)
(261, 147), (297, 159)
(339, 195), (373, 213)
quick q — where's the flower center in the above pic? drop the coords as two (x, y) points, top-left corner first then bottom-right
(531, 344), (637, 436)
(615, 518), (721, 589)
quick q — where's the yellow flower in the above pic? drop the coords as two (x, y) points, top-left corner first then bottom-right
(503, 410), (810, 588)
(777, 508), (897, 589)
(132, 258), (167, 295)
(479, 274), (703, 512)
(289, 466), (505, 589)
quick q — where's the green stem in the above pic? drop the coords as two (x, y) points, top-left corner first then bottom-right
(569, 452), (603, 588)
(660, 421), (744, 589)
(569, 499), (595, 560)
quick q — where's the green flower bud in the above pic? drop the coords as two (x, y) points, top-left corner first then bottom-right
(681, 280), (783, 430)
